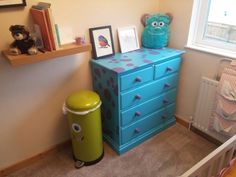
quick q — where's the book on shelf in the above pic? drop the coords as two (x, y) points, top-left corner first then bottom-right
(55, 24), (61, 46)
(32, 24), (44, 49)
(44, 8), (60, 50)
(30, 2), (60, 51)
(30, 8), (53, 51)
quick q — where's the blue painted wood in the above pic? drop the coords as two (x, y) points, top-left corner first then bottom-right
(121, 74), (178, 109)
(104, 117), (176, 155)
(121, 104), (175, 144)
(120, 66), (153, 91)
(121, 89), (176, 126)
(154, 57), (181, 79)
(91, 48), (184, 74)
(90, 47), (184, 155)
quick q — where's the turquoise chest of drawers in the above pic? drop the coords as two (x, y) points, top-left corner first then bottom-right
(91, 48), (184, 154)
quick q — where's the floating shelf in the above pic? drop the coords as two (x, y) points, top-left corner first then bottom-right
(2, 43), (91, 67)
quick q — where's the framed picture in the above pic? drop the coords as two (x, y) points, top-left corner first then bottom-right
(117, 26), (140, 53)
(0, 0), (26, 8)
(89, 25), (115, 59)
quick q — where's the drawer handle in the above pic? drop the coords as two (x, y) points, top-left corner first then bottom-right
(163, 99), (169, 104)
(162, 115), (167, 119)
(164, 83), (171, 88)
(135, 94), (142, 100)
(135, 77), (142, 82)
(166, 67), (173, 72)
(135, 111), (141, 116)
(134, 128), (141, 133)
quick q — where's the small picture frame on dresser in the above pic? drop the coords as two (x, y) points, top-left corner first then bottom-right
(89, 25), (115, 59)
(117, 26), (140, 53)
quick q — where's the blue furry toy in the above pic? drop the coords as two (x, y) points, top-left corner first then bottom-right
(141, 13), (172, 49)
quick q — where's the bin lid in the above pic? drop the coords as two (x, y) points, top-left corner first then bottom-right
(66, 90), (101, 112)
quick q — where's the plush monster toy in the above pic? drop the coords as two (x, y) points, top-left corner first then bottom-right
(141, 13), (173, 49)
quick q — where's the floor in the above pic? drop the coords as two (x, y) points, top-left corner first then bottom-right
(7, 124), (217, 177)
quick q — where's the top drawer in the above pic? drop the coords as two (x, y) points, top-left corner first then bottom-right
(120, 67), (153, 91)
(154, 57), (181, 79)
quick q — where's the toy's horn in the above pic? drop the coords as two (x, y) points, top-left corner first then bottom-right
(141, 13), (150, 26)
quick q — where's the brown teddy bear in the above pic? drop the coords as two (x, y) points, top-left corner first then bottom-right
(9, 25), (38, 55)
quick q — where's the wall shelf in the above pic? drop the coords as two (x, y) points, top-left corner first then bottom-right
(2, 43), (91, 67)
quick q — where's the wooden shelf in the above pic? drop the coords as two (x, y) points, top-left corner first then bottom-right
(2, 43), (91, 67)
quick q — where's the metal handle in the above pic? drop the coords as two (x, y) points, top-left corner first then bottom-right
(161, 115), (167, 119)
(134, 128), (141, 133)
(164, 83), (171, 88)
(135, 77), (142, 82)
(163, 99), (169, 104)
(135, 94), (141, 100)
(135, 111), (141, 116)
(166, 67), (173, 72)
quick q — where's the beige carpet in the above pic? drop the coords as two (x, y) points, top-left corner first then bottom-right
(7, 124), (217, 177)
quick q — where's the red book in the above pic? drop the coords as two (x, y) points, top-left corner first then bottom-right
(30, 8), (53, 51)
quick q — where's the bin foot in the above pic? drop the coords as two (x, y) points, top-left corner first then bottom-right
(73, 150), (104, 167)
(74, 160), (84, 169)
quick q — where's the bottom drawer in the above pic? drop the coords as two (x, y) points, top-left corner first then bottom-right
(121, 104), (175, 144)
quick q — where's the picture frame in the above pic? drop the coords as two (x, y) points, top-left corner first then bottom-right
(117, 26), (140, 53)
(0, 0), (26, 8)
(89, 25), (115, 59)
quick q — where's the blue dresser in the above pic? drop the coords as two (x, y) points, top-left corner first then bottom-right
(91, 48), (184, 154)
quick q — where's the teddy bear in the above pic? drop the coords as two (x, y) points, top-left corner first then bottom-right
(9, 25), (38, 55)
(141, 13), (173, 49)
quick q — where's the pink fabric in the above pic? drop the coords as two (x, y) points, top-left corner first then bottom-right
(209, 61), (236, 136)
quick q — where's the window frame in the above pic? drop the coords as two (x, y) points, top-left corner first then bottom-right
(186, 0), (236, 59)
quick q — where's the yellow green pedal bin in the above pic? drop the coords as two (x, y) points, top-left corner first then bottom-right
(64, 90), (104, 168)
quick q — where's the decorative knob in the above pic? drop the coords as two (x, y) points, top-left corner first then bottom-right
(163, 99), (169, 104)
(134, 128), (141, 133)
(135, 77), (142, 82)
(135, 111), (141, 116)
(166, 67), (173, 72)
(135, 94), (141, 100)
(164, 83), (171, 88)
(161, 115), (167, 119)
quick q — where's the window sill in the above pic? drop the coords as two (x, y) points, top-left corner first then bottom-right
(185, 44), (236, 60)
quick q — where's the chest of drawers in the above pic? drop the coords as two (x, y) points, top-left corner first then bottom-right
(91, 48), (184, 154)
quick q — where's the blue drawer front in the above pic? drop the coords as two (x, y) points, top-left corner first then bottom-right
(154, 57), (181, 79)
(120, 67), (153, 91)
(121, 89), (176, 127)
(121, 73), (178, 109)
(121, 104), (176, 144)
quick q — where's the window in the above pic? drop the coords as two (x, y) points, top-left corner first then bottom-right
(187, 0), (236, 58)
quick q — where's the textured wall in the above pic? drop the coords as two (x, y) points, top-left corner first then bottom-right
(158, 0), (223, 120)
(0, 0), (158, 169)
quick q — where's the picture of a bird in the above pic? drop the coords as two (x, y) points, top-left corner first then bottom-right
(98, 35), (110, 48)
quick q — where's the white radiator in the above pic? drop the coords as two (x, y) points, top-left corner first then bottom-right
(192, 77), (227, 143)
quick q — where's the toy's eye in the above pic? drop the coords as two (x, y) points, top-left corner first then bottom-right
(159, 22), (165, 27)
(151, 21), (158, 27)
(72, 123), (81, 133)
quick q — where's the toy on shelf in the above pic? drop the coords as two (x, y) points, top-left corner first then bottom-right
(141, 13), (173, 49)
(9, 25), (38, 55)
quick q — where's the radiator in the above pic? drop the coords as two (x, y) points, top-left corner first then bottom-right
(192, 77), (227, 143)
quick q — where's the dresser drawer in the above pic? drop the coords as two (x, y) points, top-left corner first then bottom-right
(121, 104), (175, 144)
(120, 67), (153, 91)
(154, 57), (181, 79)
(121, 89), (176, 127)
(121, 73), (178, 109)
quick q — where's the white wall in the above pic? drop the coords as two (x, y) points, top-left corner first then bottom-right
(158, 0), (223, 120)
(0, 0), (158, 169)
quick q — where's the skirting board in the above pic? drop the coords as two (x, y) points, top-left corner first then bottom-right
(175, 115), (222, 146)
(0, 140), (71, 177)
(175, 114), (190, 129)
